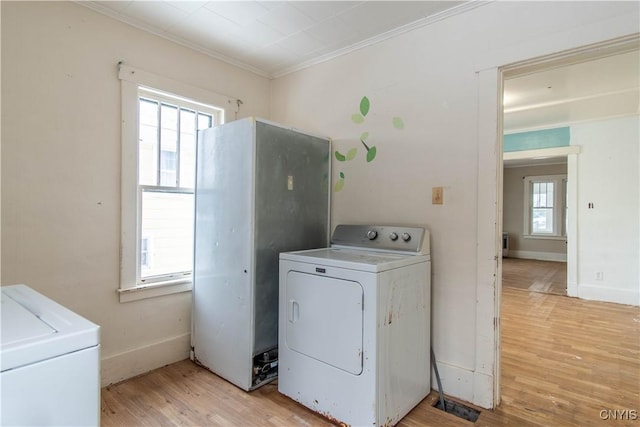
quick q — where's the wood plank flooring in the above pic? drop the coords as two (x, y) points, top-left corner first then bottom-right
(497, 288), (639, 427)
(502, 257), (567, 295)
(102, 289), (639, 426)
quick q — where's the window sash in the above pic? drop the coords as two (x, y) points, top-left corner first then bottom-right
(135, 93), (219, 286)
(138, 186), (194, 284)
(138, 95), (214, 190)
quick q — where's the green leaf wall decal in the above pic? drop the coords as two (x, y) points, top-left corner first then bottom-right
(360, 131), (369, 141)
(333, 172), (344, 192)
(335, 151), (346, 161)
(366, 146), (377, 162)
(346, 148), (357, 160)
(360, 96), (370, 117)
(351, 114), (364, 124)
(392, 117), (404, 130)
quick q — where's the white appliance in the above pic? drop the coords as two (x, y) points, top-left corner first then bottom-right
(1, 285), (100, 426)
(278, 224), (431, 427)
(192, 118), (330, 391)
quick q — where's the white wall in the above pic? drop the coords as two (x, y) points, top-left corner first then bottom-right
(573, 116), (639, 305)
(1, 1), (270, 386)
(270, 1), (639, 407)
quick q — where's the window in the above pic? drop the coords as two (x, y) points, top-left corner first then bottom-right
(137, 89), (220, 283)
(119, 64), (237, 302)
(523, 175), (567, 238)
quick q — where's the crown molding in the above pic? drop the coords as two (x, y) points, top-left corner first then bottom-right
(271, 0), (491, 79)
(76, 0), (491, 80)
(75, 1), (271, 79)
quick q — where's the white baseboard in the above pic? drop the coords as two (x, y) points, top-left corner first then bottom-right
(578, 284), (639, 306)
(506, 250), (567, 262)
(473, 371), (494, 409)
(101, 333), (191, 387)
(431, 361), (493, 409)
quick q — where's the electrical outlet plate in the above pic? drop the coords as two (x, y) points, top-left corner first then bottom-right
(432, 187), (443, 205)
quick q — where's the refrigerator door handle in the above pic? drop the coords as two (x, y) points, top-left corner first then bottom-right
(289, 300), (299, 323)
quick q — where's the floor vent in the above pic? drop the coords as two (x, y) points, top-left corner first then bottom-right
(433, 398), (481, 422)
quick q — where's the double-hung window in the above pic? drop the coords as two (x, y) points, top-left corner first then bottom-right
(523, 175), (567, 238)
(119, 65), (236, 302)
(137, 89), (220, 281)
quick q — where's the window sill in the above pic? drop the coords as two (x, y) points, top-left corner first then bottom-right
(118, 279), (192, 303)
(522, 235), (567, 241)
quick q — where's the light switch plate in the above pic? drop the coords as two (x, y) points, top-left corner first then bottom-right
(432, 187), (443, 205)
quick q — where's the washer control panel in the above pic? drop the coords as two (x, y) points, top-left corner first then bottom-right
(331, 224), (429, 254)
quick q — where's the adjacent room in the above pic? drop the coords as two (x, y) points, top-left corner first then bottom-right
(2, 1), (638, 426)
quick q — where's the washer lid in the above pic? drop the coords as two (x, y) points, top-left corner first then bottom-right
(1, 285), (100, 372)
(280, 247), (428, 272)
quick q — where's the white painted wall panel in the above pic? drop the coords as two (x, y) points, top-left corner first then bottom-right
(573, 116), (639, 305)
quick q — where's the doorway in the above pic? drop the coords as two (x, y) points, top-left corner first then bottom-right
(501, 46), (639, 296)
(496, 35), (640, 407)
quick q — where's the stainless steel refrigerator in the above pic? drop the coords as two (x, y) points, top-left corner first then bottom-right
(192, 117), (330, 390)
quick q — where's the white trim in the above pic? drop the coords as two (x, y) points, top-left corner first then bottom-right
(80, 1), (490, 79)
(431, 361), (474, 403)
(501, 34), (640, 80)
(78, 0), (270, 78)
(577, 284), (639, 307)
(522, 235), (567, 241)
(523, 174), (567, 237)
(118, 64), (238, 115)
(566, 153), (579, 297)
(507, 250), (567, 262)
(118, 280), (192, 303)
(476, 67), (501, 409)
(138, 87), (226, 117)
(503, 146), (580, 161)
(121, 78), (138, 293)
(101, 333), (191, 386)
(272, 1), (490, 78)
(429, 361), (497, 409)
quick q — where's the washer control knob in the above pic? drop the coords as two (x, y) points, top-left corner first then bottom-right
(366, 230), (378, 240)
(401, 232), (411, 242)
(389, 232), (399, 241)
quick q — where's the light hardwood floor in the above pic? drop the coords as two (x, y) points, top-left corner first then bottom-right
(502, 257), (567, 296)
(102, 289), (639, 426)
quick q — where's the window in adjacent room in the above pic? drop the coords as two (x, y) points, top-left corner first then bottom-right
(523, 175), (567, 238)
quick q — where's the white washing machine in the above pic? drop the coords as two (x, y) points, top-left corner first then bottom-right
(1, 284), (101, 426)
(278, 224), (431, 427)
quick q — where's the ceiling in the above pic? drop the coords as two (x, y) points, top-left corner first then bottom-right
(79, 1), (638, 140)
(504, 48), (640, 133)
(79, 0), (472, 78)
(503, 47), (639, 166)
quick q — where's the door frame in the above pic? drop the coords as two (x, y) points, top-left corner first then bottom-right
(486, 33), (640, 408)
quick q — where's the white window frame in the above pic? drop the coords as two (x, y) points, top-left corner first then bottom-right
(523, 174), (567, 239)
(118, 64), (237, 302)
